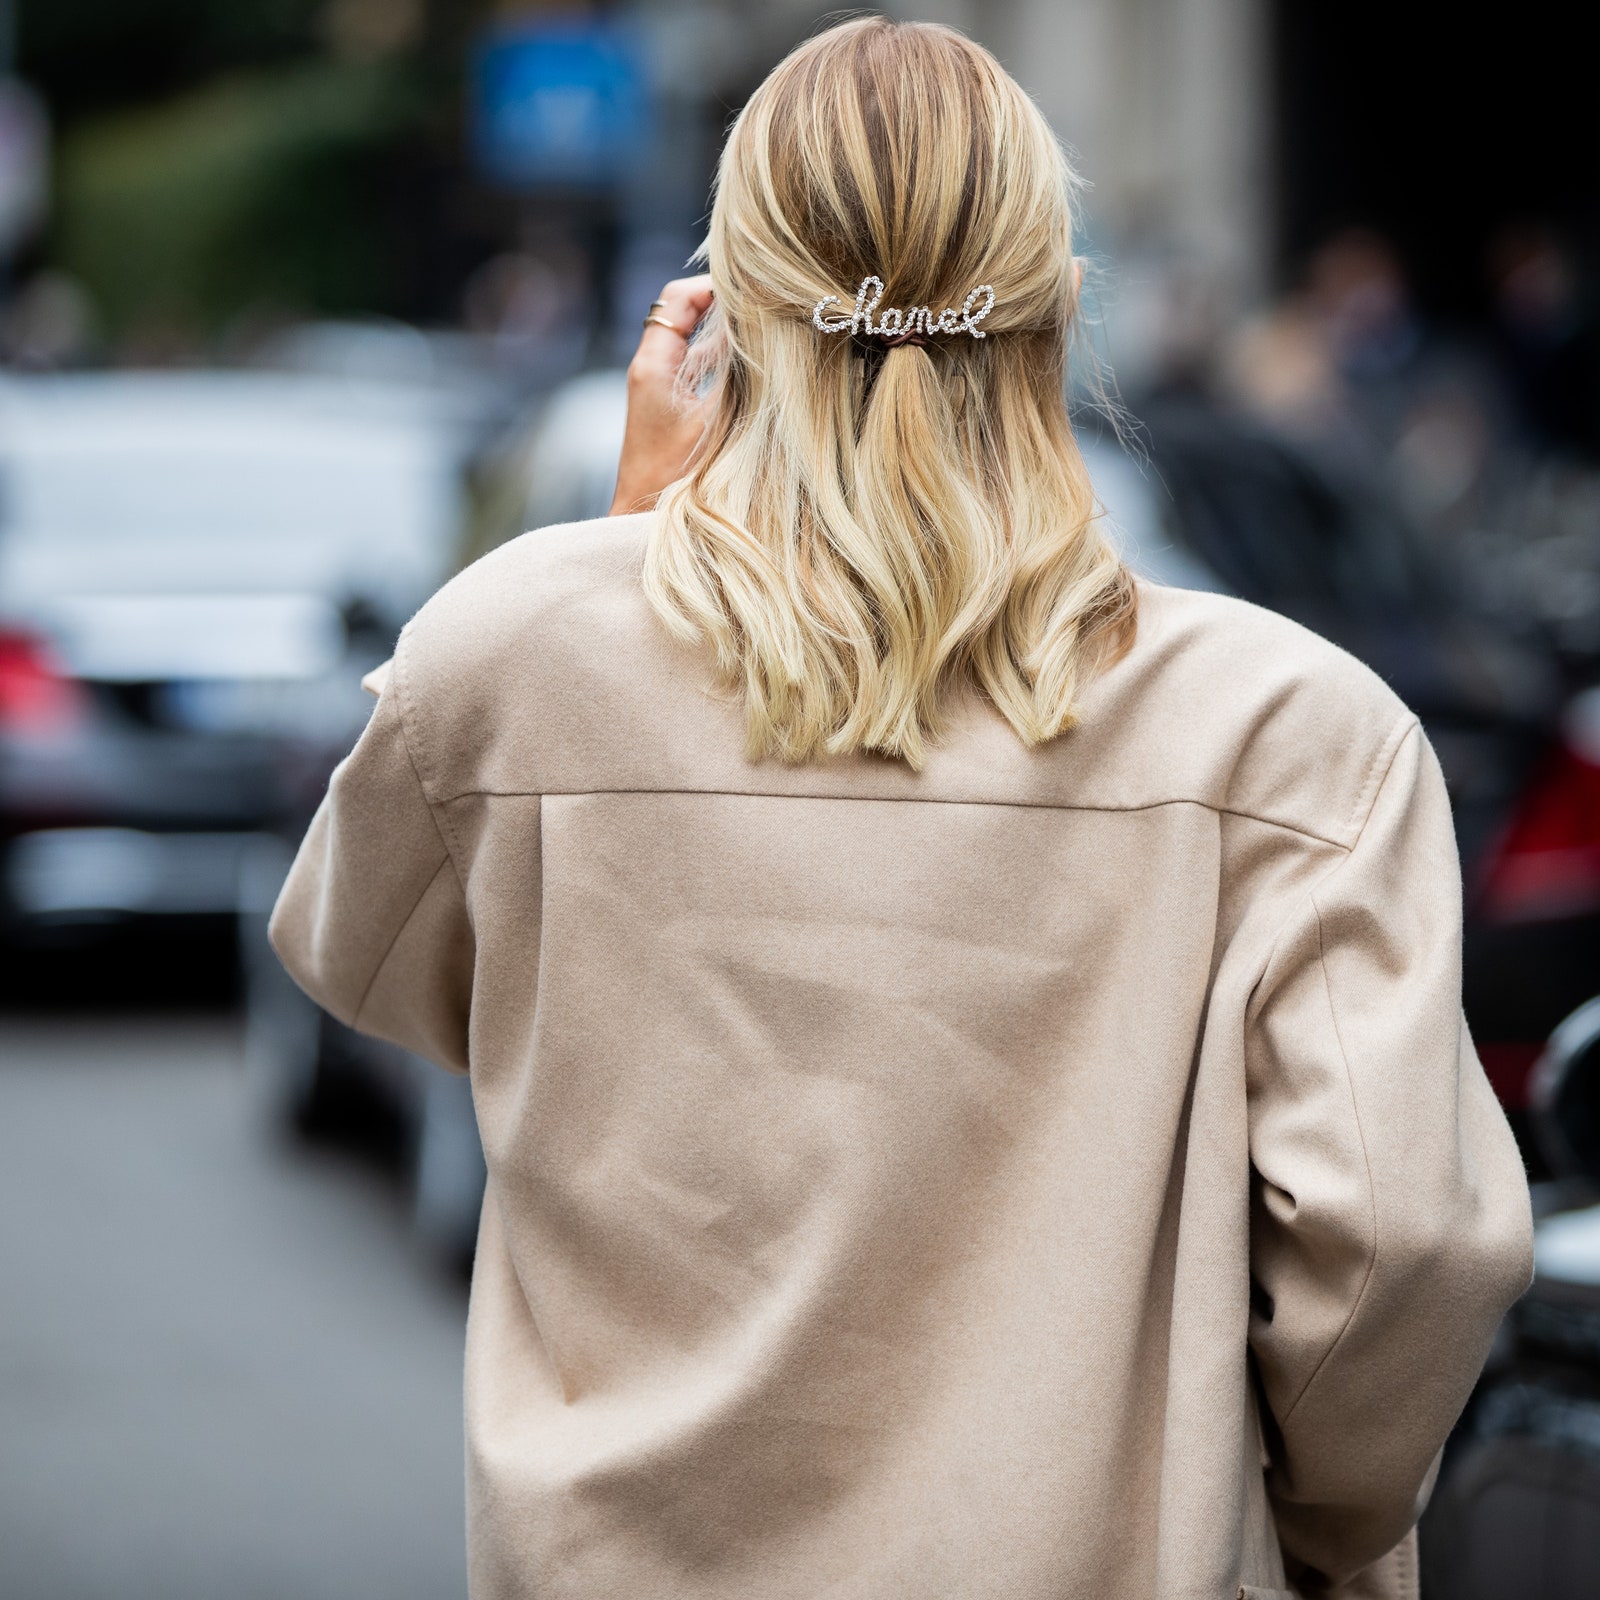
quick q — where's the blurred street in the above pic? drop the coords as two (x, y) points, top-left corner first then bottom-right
(1, 0), (1597, 1590)
(0, 1007), (469, 1600)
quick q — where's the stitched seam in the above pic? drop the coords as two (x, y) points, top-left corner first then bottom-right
(436, 787), (1356, 849)
(1275, 890), (1380, 1427)
(1342, 712), (1419, 845)
(1270, 726), (1420, 1428)
(389, 634), (468, 889)
(350, 855), (453, 1030)
(1245, 722), (1420, 1023)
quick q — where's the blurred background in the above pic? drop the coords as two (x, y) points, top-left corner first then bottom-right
(1, 2), (1597, 1595)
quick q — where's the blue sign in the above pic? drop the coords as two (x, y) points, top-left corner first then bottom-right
(473, 21), (653, 189)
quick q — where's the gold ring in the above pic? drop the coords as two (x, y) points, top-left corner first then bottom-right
(643, 313), (687, 336)
(647, 299), (666, 312)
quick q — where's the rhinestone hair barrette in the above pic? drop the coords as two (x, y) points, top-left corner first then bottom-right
(811, 276), (996, 342)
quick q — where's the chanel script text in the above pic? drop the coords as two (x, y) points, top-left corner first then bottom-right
(811, 276), (997, 339)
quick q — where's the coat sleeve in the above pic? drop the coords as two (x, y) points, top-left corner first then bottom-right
(268, 655), (475, 1074)
(1245, 720), (1533, 1589)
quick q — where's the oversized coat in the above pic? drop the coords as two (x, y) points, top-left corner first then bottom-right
(270, 513), (1534, 1600)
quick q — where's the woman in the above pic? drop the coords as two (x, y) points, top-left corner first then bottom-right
(271, 19), (1531, 1599)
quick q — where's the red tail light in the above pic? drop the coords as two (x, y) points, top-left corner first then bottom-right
(1479, 693), (1600, 922)
(0, 630), (88, 735)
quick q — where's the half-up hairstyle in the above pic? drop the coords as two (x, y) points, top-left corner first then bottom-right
(643, 16), (1136, 769)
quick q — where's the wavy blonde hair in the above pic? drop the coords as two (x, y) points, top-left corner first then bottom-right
(643, 17), (1136, 769)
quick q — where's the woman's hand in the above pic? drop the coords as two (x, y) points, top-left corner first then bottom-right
(609, 275), (715, 515)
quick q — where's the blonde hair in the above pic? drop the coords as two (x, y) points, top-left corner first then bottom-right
(643, 17), (1136, 769)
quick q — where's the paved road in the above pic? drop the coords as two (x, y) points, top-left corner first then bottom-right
(0, 1014), (470, 1600)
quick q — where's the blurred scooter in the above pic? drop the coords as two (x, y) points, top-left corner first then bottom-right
(1422, 999), (1600, 1594)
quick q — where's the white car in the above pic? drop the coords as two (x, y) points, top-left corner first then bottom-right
(0, 369), (477, 915)
(0, 368), (489, 1261)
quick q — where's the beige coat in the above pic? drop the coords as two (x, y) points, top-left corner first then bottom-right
(271, 514), (1533, 1600)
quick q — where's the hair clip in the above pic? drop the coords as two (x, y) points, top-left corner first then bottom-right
(812, 277), (996, 341)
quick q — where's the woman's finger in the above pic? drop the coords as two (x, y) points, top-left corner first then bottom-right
(655, 273), (714, 326)
(612, 275), (716, 515)
(633, 275), (715, 370)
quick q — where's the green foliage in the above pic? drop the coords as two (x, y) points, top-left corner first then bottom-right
(53, 60), (425, 340)
(19, 0), (328, 122)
